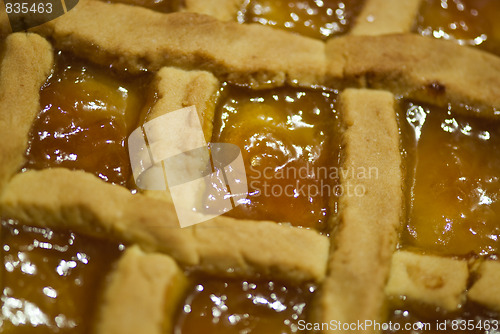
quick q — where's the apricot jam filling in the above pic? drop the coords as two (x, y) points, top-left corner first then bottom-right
(0, 219), (124, 333)
(174, 275), (315, 334)
(210, 84), (341, 231)
(25, 52), (148, 188)
(238, 0), (366, 40)
(415, 0), (500, 55)
(400, 101), (500, 257)
(388, 100), (500, 334)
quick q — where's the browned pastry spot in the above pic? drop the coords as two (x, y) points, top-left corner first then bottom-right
(326, 34), (500, 115)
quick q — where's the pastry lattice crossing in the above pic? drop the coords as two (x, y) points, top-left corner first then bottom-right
(1, 0), (500, 333)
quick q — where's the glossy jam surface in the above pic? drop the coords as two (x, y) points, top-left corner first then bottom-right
(387, 301), (500, 334)
(25, 53), (147, 187)
(210, 85), (340, 231)
(174, 276), (315, 334)
(238, 0), (365, 40)
(415, 0), (500, 55)
(401, 101), (500, 256)
(0, 219), (123, 333)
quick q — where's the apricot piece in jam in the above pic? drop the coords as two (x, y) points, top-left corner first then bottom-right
(210, 85), (340, 231)
(238, 0), (366, 40)
(401, 101), (500, 256)
(174, 276), (315, 334)
(25, 53), (147, 187)
(0, 219), (123, 333)
(415, 0), (500, 55)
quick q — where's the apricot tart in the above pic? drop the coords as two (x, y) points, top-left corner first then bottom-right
(1, 0), (500, 333)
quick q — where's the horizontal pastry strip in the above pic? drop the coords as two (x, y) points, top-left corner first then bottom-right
(314, 89), (402, 329)
(385, 251), (469, 311)
(0, 168), (329, 283)
(34, 0), (326, 88)
(30, 1), (500, 114)
(326, 34), (500, 115)
(387, 252), (500, 313)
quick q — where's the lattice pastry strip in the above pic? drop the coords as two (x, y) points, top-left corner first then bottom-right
(1, 0), (498, 51)
(1, 0), (500, 332)
(325, 34), (500, 113)
(386, 251), (469, 312)
(33, 0), (326, 87)
(26, 0), (500, 111)
(312, 88), (402, 329)
(95, 246), (188, 334)
(1, 167), (330, 283)
(469, 261), (500, 313)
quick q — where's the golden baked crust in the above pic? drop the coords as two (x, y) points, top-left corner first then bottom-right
(29, 1), (500, 111)
(1, 0), (500, 331)
(326, 34), (500, 115)
(385, 251), (468, 311)
(34, 0), (326, 88)
(315, 89), (402, 329)
(95, 246), (188, 334)
(0, 33), (52, 192)
(0, 168), (329, 283)
(137, 67), (220, 205)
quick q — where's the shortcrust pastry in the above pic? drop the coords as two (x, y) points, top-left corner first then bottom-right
(1, 0), (500, 333)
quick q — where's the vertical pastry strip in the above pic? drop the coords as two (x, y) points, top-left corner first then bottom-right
(95, 246), (188, 334)
(0, 33), (52, 191)
(316, 89), (402, 332)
